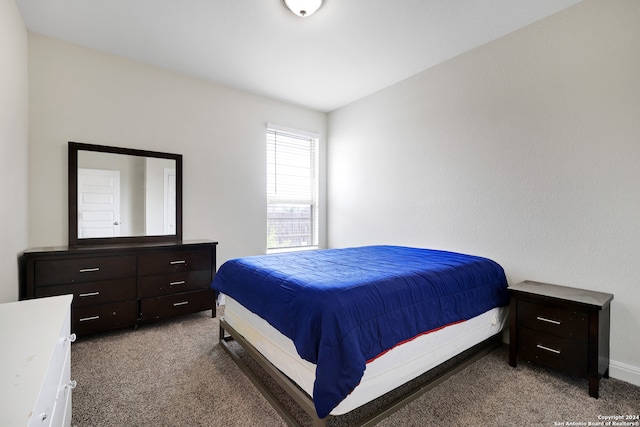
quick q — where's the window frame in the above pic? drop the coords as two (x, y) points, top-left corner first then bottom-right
(266, 124), (320, 253)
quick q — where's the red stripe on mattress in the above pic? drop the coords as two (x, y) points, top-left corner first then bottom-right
(366, 319), (466, 364)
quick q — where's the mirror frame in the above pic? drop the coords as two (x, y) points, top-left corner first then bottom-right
(68, 141), (183, 246)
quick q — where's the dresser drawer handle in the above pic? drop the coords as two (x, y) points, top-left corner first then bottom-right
(79, 267), (100, 273)
(537, 344), (561, 354)
(536, 316), (561, 325)
(79, 291), (100, 297)
(79, 315), (100, 322)
(170, 260), (186, 265)
(170, 280), (186, 287)
(173, 301), (189, 307)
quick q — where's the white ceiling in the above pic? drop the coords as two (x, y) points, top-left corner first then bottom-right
(17, 0), (582, 112)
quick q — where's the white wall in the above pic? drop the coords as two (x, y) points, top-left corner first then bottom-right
(0, 0), (29, 303)
(328, 0), (640, 384)
(27, 33), (327, 264)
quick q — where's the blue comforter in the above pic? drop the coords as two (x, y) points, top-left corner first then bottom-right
(211, 246), (508, 418)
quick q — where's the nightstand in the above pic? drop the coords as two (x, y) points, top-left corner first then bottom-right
(508, 280), (613, 398)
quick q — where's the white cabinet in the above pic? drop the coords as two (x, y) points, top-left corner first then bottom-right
(0, 295), (75, 426)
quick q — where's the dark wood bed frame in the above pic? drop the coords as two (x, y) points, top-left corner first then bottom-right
(219, 317), (502, 427)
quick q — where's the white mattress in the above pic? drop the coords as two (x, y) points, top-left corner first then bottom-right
(224, 296), (507, 416)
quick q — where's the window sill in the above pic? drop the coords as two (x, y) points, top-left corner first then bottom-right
(266, 246), (320, 255)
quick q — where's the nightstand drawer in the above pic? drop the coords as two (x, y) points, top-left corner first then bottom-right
(518, 327), (588, 377)
(517, 300), (588, 341)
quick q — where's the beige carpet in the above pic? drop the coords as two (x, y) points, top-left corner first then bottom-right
(71, 308), (639, 426)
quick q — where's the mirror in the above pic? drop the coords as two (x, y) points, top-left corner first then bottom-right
(69, 142), (182, 246)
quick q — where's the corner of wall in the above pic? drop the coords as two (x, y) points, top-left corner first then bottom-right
(0, 0), (29, 302)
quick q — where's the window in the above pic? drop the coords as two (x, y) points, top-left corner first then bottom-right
(267, 125), (319, 251)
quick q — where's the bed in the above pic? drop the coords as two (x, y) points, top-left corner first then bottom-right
(211, 245), (509, 426)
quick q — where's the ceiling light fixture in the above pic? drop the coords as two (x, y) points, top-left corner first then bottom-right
(283, 0), (323, 17)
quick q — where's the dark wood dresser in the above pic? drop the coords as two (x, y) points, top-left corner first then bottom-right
(20, 240), (217, 336)
(508, 280), (613, 398)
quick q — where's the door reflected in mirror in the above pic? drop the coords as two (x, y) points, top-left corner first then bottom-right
(69, 142), (182, 246)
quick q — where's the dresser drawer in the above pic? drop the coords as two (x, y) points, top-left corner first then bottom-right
(517, 300), (588, 341)
(28, 297), (73, 427)
(72, 300), (137, 335)
(139, 289), (214, 321)
(138, 270), (212, 298)
(518, 327), (588, 377)
(35, 255), (136, 286)
(138, 248), (212, 276)
(35, 278), (136, 307)
(49, 341), (73, 427)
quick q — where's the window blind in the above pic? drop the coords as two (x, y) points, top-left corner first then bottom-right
(267, 127), (318, 250)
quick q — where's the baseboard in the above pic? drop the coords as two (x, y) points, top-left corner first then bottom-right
(609, 359), (640, 387)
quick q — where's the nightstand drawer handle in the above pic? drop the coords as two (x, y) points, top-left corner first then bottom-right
(536, 316), (561, 325)
(173, 301), (189, 307)
(79, 267), (100, 273)
(170, 280), (186, 286)
(170, 260), (186, 265)
(79, 315), (100, 322)
(537, 344), (561, 354)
